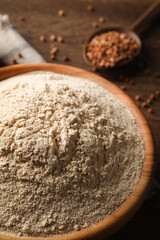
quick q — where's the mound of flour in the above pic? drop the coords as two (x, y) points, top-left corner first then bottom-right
(0, 71), (144, 237)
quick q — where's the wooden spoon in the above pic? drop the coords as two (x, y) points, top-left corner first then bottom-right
(83, 0), (160, 69)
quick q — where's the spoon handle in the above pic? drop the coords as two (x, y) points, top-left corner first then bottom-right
(130, 0), (160, 35)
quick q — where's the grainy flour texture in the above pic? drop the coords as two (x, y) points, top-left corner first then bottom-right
(0, 71), (144, 237)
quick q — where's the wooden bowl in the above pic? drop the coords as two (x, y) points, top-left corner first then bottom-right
(0, 63), (155, 240)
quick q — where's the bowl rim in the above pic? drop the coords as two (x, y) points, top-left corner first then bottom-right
(0, 63), (155, 240)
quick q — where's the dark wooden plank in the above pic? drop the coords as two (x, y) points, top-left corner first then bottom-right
(0, 0), (159, 239)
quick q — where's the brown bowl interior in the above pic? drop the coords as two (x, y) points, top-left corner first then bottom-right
(0, 63), (154, 240)
(82, 27), (142, 69)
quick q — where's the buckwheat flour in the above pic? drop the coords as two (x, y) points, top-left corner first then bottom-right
(0, 71), (144, 237)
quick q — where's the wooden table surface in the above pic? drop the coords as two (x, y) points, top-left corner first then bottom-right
(0, 0), (160, 239)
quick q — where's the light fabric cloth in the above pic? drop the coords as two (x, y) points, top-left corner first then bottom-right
(0, 14), (45, 65)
